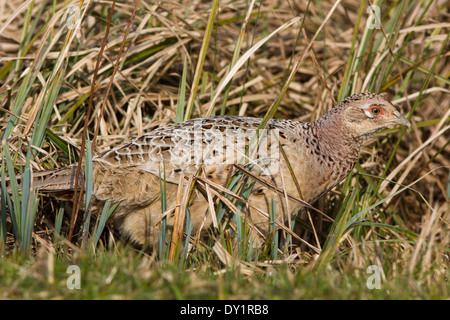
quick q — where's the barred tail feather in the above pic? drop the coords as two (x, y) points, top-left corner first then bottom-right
(2, 165), (83, 195)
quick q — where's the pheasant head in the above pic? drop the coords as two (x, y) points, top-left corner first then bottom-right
(315, 92), (411, 147)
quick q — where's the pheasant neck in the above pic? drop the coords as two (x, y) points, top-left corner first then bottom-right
(308, 117), (362, 167)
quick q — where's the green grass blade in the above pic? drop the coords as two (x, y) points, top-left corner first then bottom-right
(270, 198), (278, 260)
(219, 0), (256, 115)
(2, 71), (34, 140)
(184, 0), (220, 120)
(2, 142), (21, 239)
(84, 135), (93, 212)
(314, 186), (358, 273)
(54, 203), (65, 244)
(30, 63), (66, 150)
(159, 164), (168, 259)
(81, 135), (94, 248)
(175, 57), (188, 123)
(0, 163), (9, 244)
(20, 151), (33, 251)
(94, 200), (120, 248)
(180, 207), (193, 268)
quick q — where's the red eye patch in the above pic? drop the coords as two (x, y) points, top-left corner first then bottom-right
(367, 105), (385, 117)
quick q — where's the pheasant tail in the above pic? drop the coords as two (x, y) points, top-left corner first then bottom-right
(2, 166), (82, 195)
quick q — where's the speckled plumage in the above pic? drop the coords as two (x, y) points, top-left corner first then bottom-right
(28, 92), (411, 249)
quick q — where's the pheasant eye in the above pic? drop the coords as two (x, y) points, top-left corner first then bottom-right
(370, 105), (382, 116)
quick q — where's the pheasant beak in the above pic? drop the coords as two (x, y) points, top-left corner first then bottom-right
(392, 110), (411, 130)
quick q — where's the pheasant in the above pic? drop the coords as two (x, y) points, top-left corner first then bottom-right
(4, 92), (411, 250)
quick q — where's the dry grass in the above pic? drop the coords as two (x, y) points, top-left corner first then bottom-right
(0, 0), (448, 298)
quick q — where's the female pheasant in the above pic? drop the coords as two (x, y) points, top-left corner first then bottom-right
(12, 92), (411, 249)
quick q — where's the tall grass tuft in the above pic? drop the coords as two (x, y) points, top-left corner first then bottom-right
(0, 0), (448, 298)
